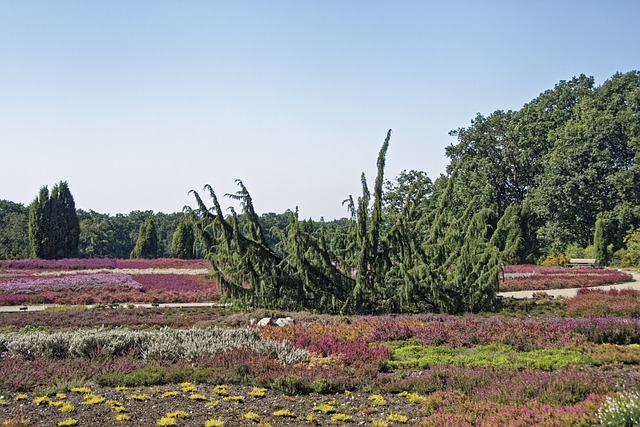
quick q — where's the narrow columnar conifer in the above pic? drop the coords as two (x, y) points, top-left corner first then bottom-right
(130, 218), (158, 259)
(171, 219), (196, 259)
(28, 181), (80, 259)
(28, 186), (51, 259)
(593, 216), (610, 266)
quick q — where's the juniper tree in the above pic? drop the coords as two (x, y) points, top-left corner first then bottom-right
(189, 182), (353, 313)
(130, 218), (158, 259)
(28, 186), (52, 259)
(593, 216), (610, 266)
(171, 219), (196, 259)
(50, 181), (80, 258)
(28, 181), (80, 259)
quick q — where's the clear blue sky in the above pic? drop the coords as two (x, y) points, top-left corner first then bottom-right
(1, 1), (638, 219)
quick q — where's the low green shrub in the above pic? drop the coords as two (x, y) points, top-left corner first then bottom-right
(270, 376), (310, 396)
(311, 379), (339, 394)
(95, 365), (230, 387)
(388, 343), (594, 370)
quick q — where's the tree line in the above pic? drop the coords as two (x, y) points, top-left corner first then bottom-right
(445, 71), (640, 265)
(0, 193), (341, 261)
(0, 196), (189, 260)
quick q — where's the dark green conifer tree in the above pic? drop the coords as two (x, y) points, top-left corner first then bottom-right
(28, 186), (52, 259)
(593, 216), (610, 266)
(50, 181), (80, 259)
(28, 181), (80, 259)
(130, 218), (158, 259)
(171, 219), (196, 259)
(189, 130), (507, 315)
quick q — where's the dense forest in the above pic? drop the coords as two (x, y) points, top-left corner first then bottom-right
(1, 71), (639, 313)
(0, 199), (342, 261)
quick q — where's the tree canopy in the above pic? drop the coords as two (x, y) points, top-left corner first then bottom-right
(446, 71), (640, 262)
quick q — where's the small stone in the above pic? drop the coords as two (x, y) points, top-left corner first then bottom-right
(257, 317), (274, 326)
(275, 317), (294, 327)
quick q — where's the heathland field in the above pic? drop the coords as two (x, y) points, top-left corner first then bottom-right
(1, 259), (639, 426)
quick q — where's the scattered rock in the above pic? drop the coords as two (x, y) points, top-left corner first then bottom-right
(275, 317), (294, 327)
(255, 317), (294, 327)
(256, 317), (275, 327)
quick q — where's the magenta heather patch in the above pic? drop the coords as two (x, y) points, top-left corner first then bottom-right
(0, 272), (142, 294)
(501, 265), (632, 291)
(565, 317), (640, 344)
(132, 274), (207, 292)
(364, 316), (580, 350)
(114, 258), (209, 269)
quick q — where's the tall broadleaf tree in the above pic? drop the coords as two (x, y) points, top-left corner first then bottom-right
(530, 72), (638, 252)
(0, 200), (29, 260)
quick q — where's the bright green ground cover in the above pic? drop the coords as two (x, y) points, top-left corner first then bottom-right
(387, 342), (595, 370)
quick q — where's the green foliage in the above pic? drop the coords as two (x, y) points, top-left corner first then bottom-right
(171, 219), (195, 259)
(269, 375), (311, 395)
(408, 173), (504, 314)
(130, 218), (158, 259)
(190, 131), (510, 315)
(540, 253), (568, 267)
(531, 72), (640, 252)
(620, 227), (640, 267)
(78, 210), (116, 258)
(594, 217), (611, 266)
(446, 72), (640, 258)
(29, 186), (51, 259)
(0, 200), (29, 260)
(28, 182), (80, 259)
(563, 243), (597, 260)
(388, 343), (594, 370)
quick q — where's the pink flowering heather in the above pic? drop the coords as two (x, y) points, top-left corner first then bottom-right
(0, 272), (142, 294)
(363, 316), (580, 350)
(263, 316), (584, 357)
(564, 316), (640, 345)
(132, 274), (213, 292)
(567, 288), (640, 318)
(416, 390), (606, 427)
(501, 265), (632, 291)
(114, 258), (209, 269)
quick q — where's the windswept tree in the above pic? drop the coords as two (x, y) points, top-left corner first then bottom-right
(189, 130), (513, 315)
(188, 180), (353, 313)
(28, 181), (80, 259)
